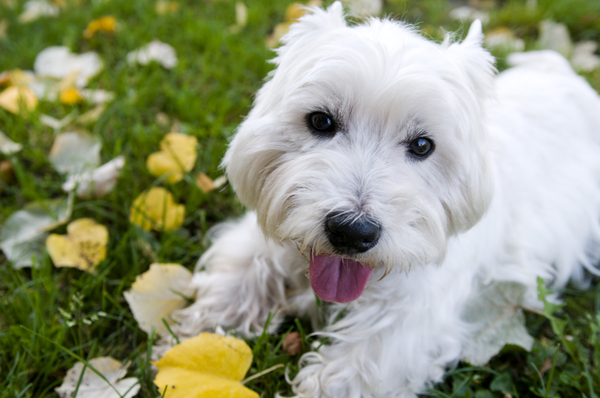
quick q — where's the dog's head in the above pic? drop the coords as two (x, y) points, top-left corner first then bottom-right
(224, 2), (495, 302)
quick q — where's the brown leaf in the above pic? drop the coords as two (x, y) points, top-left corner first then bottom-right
(196, 172), (215, 192)
(282, 331), (303, 355)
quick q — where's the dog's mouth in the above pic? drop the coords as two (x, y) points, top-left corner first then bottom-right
(309, 254), (373, 303)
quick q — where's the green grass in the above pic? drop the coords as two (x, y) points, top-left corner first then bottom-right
(0, 0), (599, 396)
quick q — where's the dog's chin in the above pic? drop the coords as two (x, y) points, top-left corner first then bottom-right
(309, 254), (374, 303)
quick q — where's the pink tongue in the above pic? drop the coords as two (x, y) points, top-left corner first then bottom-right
(309, 255), (373, 303)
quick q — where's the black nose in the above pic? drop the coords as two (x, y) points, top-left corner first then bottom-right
(325, 211), (382, 255)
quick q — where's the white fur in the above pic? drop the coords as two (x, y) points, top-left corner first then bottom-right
(167, 3), (600, 396)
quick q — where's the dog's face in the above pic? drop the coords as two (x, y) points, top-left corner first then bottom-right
(224, 2), (495, 302)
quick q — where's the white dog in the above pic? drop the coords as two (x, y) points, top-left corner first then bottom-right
(169, 3), (600, 397)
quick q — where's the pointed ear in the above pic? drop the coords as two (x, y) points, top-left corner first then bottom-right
(275, 1), (346, 60)
(446, 20), (496, 99)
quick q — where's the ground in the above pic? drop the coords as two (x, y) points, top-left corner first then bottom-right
(0, 0), (599, 397)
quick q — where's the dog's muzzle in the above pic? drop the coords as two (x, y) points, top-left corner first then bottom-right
(325, 211), (381, 255)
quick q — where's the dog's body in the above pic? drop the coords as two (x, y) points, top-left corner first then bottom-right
(170, 4), (600, 397)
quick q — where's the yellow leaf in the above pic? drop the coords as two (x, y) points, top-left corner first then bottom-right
(0, 86), (37, 114)
(284, 3), (306, 22)
(59, 87), (83, 105)
(83, 16), (117, 39)
(155, 0), (179, 15)
(147, 132), (198, 183)
(124, 263), (194, 335)
(46, 218), (108, 273)
(129, 187), (185, 231)
(196, 172), (215, 193)
(154, 333), (258, 398)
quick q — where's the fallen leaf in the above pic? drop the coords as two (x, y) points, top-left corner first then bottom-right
(55, 357), (140, 398)
(342, 0), (381, 18)
(62, 156), (125, 198)
(571, 41), (600, 72)
(155, 0), (179, 14)
(484, 27), (525, 52)
(154, 333), (258, 398)
(126, 40), (178, 69)
(46, 218), (108, 273)
(282, 331), (303, 355)
(538, 20), (573, 58)
(0, 86), (38, 114)
(213, 175), (227, 189)
(0, 130), (23, 154)
(124, 263), (194, 335)
(34, 46), (103, 88)
(461, 282), (534, 365)
(196, 172), (215, 192)
(0, 160), (14, 186)
(129, 187), (185, 231)
(228, 2), (247, 33)
(147, 132), (197, 183)
(59, 87), (83, 105)
(83, 15), (117, 39)
(449, 6), (489, 24)
(80, 89), (114, 104)
(18, 0), (59, 23)
(0, 20), (8, 39)
(0, 195), (72, 269)
(77, 104), (106, 124)
(49, 131), (101, 175)
(39, 113), (75, 130)
(267, 1), (321, 48)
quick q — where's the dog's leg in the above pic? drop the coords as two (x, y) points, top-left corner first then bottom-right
(169, 212), (312, 340)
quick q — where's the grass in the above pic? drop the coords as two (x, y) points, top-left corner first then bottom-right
(0, 0), (599, 396)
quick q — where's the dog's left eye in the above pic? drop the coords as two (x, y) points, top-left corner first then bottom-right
(408, 137), (434, 159)
(307, 112), (337, 137)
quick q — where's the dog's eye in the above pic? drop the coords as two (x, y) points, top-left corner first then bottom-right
(308, 112), (336, 137)
(408, 137), (434, 159)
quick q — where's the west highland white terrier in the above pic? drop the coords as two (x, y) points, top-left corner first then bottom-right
(169, 3), (600, 397)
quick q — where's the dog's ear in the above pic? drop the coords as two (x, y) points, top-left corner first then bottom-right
(274, 1), (346, 61)
(445, 20), (496, 99)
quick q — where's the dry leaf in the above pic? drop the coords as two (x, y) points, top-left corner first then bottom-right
(34, 46), (103, 88)
(196, 172), (215, 192)
(80, 89), (114, 104)
(282, 331), (303, 355)
(155, 0), (179, 14)
(461, 282), (534, 365)
(124, 263), (194, 335)
(0, 160), (14, 186)
(77, 104), (106, 124)
(0, 20), (8, 39)
(83, 15), (117, 39)
(39, 113), (75, 130)
(228, 2), (247, 33)
(0, 86), (38, 114)
(342, 0), (381, 18)
(62, 156), (125, 198)
(59, 87), (83, 105)
(449, 6), (489, 24)
(55, 357), (140, 398)
(18, 0), (59, 23)
(154, 333), (258, 398)
(126, 40), (178, 69)
(49, 131), (101, 174)
(0, 195), (72, 269)
(484, 27), (525, 52)
(46, 218), (108, 273)
(571, 41), (600, 72)
(0, 130), (23, 155)
(129, 187), (185, 231)
(147, 132), (197, 183)
(538, 20), (573, 58)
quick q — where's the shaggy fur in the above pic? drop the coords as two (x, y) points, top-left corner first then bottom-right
(166, 3), (600, 397)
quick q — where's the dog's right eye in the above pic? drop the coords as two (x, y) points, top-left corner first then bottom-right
(308, 112), (337, 137)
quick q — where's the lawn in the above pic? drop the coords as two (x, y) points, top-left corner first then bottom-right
(0, 0), (599, 397)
